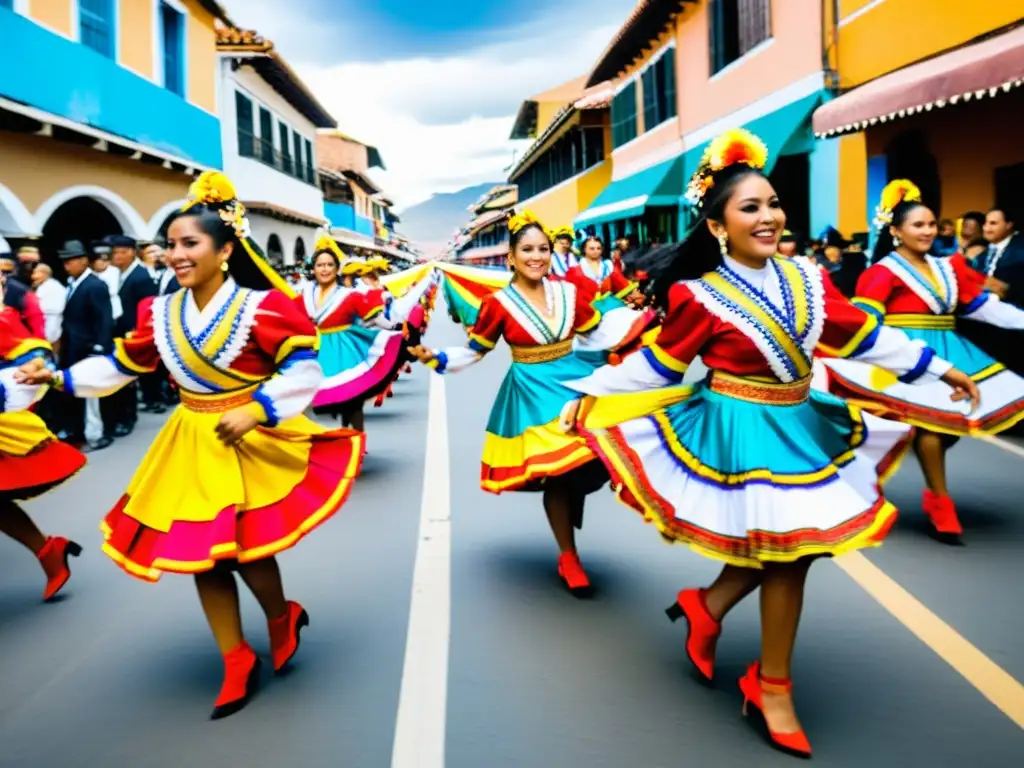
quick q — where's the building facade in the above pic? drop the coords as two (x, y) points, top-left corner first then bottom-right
(453, 185), (518, 267)
(814, 1), (1024, 238)
(572, 0), (832, 246)
(216, 25), (335, 267)
(506, 78), (612, 232)
(0, 0), (225, 251)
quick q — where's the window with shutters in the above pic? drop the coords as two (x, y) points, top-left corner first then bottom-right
(259, 107), (275, 165)
(303, 138), (314, 183)
(611, 81), (638, 149)
(160, 2), (185, 97)
(293, 133), (304, 179)
(80, 0), (115, 58)
(709, 0), (771, 75)
(512, 126), (603, 201)
(279, 123), (292, 174)
(236, 92), (255, 158)
(640, 46), (678, 132)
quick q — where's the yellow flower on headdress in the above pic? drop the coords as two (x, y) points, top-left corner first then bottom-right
(508, 209), (542, 236)
(314, 231), (346, 262)
(685, 128), (769, 208)
(181, 171), (251, 239)
(549, 225), (575, 240)
(184, 171), (238, 208)
(874, 179), (922, 228)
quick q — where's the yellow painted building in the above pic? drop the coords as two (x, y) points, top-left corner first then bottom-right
(507, 77), (614, 232)
(816, 2), (1024, 232)
(0, 0), (227, 250)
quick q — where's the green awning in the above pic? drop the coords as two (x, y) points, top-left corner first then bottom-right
(682, 91), (824, 182)
(574, 154), (684, 229)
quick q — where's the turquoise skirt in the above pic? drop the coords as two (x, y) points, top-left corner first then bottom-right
(480, 351), (604, 494)
(311, 325), (405, 412)
(826, 325), (1024, 435)
(577, 378), (912, 567)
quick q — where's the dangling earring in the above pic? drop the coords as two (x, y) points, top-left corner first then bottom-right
(221, 261), (229, 272)
(892, 235), (902, 248)
(717, 232), (729, 256)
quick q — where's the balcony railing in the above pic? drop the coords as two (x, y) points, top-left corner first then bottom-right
(238, 129), (316, 186)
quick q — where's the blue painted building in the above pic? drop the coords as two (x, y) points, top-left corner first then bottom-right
(0, 0), (228, 244)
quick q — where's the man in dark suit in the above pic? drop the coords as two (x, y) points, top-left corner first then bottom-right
(58, 240), (115, 452)
(103, 235), (157, 433)
(961, 206), (1024, 381)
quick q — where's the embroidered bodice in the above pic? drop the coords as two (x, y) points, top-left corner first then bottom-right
(856, 254), (986, 317)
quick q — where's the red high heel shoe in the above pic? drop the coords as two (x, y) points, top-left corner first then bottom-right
(37, 536), (83, 602)
(269, 600), (310, 673)
(557, 552), (593, 598)
(665, 588), (720, 682)
(922, 490), (963, 542)
(211, 642), (261, 720)
(738, 662), (812, 759)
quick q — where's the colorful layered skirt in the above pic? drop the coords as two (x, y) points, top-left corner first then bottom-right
(311, 324), (407, 414)
(824, 317), (1024, 436)
(0, 410), (86, 500)
(482, 340), (606, 494)
(100, 388), (364, 582)
(576, 372), (912, 568)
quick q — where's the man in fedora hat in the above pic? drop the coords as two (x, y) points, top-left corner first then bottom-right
(58, 240), (114, 452)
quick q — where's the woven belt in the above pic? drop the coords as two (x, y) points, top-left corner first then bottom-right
(509, 338), (573, 364)
(179, 385), (260, 414)
(884, 313), (955, 330)
(708, 371), (811, 405)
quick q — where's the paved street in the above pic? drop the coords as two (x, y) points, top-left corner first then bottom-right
(2, 312), (1022, 767)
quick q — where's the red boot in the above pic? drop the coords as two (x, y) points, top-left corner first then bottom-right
(211, 642), (261, 720)
(269, 600), (310, 673)
(922, 489), (963, 541)
(37, 536), (83, 601)
(665, 588), (721, 682)
(557, 552), (592, 597)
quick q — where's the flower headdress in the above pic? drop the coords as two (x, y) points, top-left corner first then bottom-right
(548, 224), (575, 241)
(873, 179), (922, 229)
(684, 128), (769, 209)
(179, 171), (295, 298)
(181, 171), (251, 241)
(314, 231), (346, 263)
(508, 209), (543, 236)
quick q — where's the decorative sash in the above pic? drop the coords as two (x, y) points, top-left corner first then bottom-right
(690, 257), (823, 383)
(880, 254), (958, 315)
(495, 280), (574, 345)
(159, 288), (265, 393)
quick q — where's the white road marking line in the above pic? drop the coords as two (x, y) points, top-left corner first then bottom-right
(980, 434), (1024, 460)
(391, 371), (451, 768)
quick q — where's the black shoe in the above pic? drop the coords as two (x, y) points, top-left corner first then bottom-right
(82, 436), (114, 453)
(113, 424), (132, 438)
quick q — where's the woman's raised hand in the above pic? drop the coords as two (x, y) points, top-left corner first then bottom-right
(406, 345), (435, 365)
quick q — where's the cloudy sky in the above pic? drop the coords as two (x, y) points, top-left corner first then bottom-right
(219, 0), (637, 211)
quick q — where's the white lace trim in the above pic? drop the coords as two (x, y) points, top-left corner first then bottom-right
(878, 255), (956, 315)
(792, 257), (826, 358)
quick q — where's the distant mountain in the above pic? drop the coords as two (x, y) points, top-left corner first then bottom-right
(399, 183), (500, 245)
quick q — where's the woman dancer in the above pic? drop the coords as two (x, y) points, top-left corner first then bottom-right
(1, 287), (85, 602)
(564, 236), (643, 309)
(824, 180), (1024, 541)
(407, 211), (632, 595)
(548, 225), (579, 278)
(300, 237), (427, 433)
(19, 172), (364, 719)
(564, 131), (978, 756)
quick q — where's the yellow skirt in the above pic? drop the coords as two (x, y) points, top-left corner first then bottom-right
(101, 390), (364, 582)
(0, 411), (86, 500)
